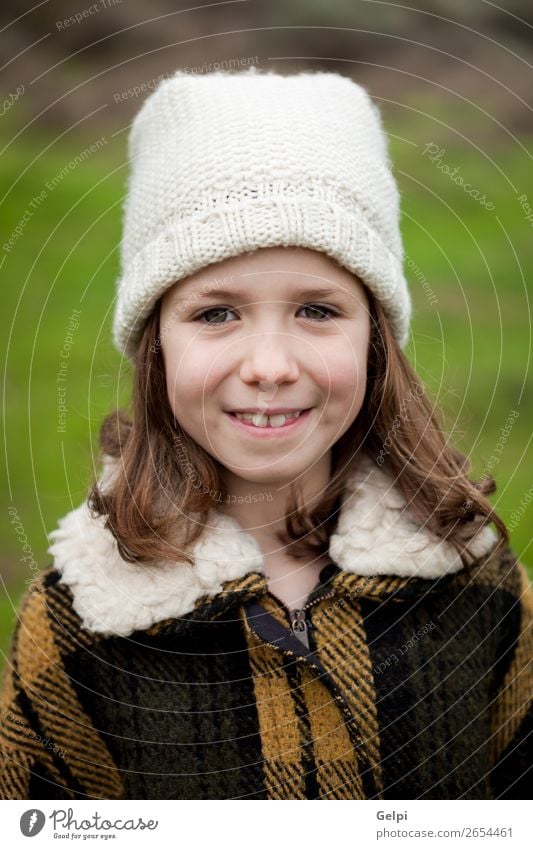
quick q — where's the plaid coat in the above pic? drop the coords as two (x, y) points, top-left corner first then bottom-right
(1, 454), (531, 800)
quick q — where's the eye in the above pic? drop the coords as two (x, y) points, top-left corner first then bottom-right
(195, 306), (238, 325)
(193, 303), (339, 326)
(299, 304), (338, 321)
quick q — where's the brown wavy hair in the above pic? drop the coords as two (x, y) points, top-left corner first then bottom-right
(88, 287), (508, 567)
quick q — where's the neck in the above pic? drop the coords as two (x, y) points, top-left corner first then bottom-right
(217, 452), (332, 558)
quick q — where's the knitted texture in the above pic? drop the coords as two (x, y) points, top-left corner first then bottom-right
(112, 67), (411, 359)
(1, 547), (531, 800)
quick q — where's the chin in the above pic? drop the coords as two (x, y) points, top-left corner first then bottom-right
(235, 466), (310, 486)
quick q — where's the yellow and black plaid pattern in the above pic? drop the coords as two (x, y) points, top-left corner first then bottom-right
(0, 544), (531, 800)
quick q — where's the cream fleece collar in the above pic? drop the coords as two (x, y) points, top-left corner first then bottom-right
(47, 453), (498, 637)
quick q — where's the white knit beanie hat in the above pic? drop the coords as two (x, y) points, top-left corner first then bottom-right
(113, 67), (411, 359)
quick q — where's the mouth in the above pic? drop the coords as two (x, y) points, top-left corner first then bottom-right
(225, 408), (313, 436)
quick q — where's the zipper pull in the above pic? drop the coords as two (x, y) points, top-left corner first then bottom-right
(291, 608), (308, 634)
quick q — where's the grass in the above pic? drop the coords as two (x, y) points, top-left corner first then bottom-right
(1, 109), (531, 673)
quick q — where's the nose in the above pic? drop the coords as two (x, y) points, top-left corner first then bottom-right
(239, 333), (300, 386)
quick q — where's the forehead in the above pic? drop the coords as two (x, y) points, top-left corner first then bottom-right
(165, 247), (368, 304)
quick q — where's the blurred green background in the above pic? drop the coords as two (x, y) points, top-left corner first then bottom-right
(1, 1), (532, 673)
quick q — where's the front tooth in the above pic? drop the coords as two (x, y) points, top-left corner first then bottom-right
(252, 413), (269, 427)
(268, 414), (287, 428)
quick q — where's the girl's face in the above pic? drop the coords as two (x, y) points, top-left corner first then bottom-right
(160, 247), (370, 488)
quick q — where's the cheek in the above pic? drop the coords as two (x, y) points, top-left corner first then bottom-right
(163, 343), (227, 404)
(313, 337), (368, 399)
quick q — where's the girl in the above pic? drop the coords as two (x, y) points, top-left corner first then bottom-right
(1, 68), (531, 801)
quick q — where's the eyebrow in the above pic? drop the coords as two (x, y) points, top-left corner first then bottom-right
(176, 285), (354, 303)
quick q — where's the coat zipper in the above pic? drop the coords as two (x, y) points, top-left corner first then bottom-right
(289, 589), (336, 643)
(263, 585), (336, 646)
(244, 585), (379, 796)
(245, 611), (366, 754)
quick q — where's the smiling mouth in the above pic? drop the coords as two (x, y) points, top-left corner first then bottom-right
(226, 408), (313, 430)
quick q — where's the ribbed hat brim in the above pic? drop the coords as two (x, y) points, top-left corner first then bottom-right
(113, 197), (410, 359)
